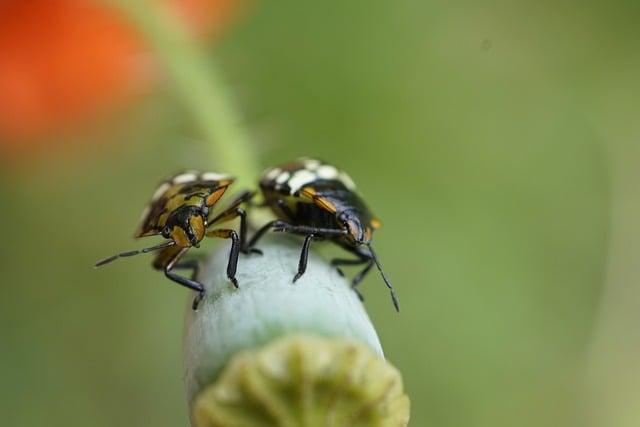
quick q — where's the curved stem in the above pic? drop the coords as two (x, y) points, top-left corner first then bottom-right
(112, 0), (259, 188)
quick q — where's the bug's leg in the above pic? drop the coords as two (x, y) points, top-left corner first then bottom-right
(246, 220), (288, 249)
(191, 291), (206, 310)
(236, 208), (253, 253)
(172, 258), (200, 280)
(250, 221), (345, 282)
(351, 287), (365, 302)
(293, 234), (318, 283)
(330, 257), (369, 277)
(330, 245), (374, 301)
(234, 207), (262, 254)
(352, 260), (375, 287)
(208, 191), (259, 254)
(249, 220), (345, 247)
(350, 260), (376, 301)
(157, 247), (206, 310)
(164, 270), (205, 294)
(206, 228), (241, 289)
(210, 207), (256, 253)
(274, 223), (347, 237)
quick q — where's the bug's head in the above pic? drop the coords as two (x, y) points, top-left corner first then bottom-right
(338, 210), (373, 246)
(163, 205), (207, 248)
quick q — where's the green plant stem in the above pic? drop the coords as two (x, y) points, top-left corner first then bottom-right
(112, 0), (259, 188)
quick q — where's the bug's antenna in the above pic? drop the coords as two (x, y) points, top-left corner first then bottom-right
(368, 244), (400, 312)
(95, 240), (175, 267)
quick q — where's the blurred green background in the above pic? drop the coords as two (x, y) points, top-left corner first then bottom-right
(1, 0), (639, 426)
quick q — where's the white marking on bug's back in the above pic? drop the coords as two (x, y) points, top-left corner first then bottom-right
(302, 158), (321, 170)
(339, 172), (357, 190)
(138, 205), (151, 222)
(173, 173), (198, 184)
(201, 172), (229, 182)
(275, 171), (290, 184)
(317, 164), (339, 180)
(288, 169), (318, 193)
(264, 168), (282, 181)
(152, 182), (171, 200)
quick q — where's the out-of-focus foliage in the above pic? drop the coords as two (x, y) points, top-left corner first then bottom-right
(1, 1), (638, 426)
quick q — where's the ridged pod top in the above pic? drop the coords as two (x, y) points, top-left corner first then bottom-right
(192, 334), (410, 427)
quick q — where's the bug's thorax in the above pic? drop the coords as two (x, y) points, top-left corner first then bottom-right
(163, 204), (208, 248)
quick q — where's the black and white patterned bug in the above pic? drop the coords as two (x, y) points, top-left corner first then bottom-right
(249, 158), (399, 311)
(95, 171), (253, 309)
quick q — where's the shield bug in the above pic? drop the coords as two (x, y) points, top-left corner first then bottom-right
(248, 158), (399, 311)
(95, 171), (253, 309)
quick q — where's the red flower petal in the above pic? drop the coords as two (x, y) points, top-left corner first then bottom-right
(0, 0), (240, 147)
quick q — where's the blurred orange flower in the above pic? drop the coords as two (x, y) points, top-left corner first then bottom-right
(0, 0), (238, 147)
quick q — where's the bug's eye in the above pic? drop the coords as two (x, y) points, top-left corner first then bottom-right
(162, 227), (171, 238)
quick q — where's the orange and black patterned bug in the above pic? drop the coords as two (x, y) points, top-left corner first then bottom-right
(95, 171), (253, 309)
(248, 158), (399, 311)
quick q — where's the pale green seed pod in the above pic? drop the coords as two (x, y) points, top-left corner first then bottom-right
(183, 235), (409, 426)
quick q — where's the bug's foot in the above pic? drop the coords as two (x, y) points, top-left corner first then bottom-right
(230, 277), (239, 289)
(352, 287), (365, 302)
(242, 247), (263, 256)
(192, 291), (206, 310)
(292, 271), (305, 283)
(335, 267), (345, 277)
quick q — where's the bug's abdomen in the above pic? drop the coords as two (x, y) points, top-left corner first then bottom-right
(292, 201), (339, 229)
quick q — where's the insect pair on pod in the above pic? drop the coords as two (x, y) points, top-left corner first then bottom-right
(96, 158), (399, 311)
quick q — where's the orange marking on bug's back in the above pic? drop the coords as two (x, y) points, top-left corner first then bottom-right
(206, 187), (228, 207)
(301, 186), (337, 213)
(301, 186), (316, 197)
(370, 218), (382, 229)
(314, 197), (337, 213)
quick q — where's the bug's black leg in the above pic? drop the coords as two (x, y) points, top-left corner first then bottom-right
(150, 244), (205, 310)
(352, 286), (365, 302)
(329, 257), (372, 301)
(247, 220), (288, 249)
(164, 259), (206, 310)
(206, 228), (241, 288)
(164, 269), (204, 293)
(234, 207), (262, 255)
(293, 234), (318, 283)
(330, 257), (369, 277)
(165, 269), (206, 310)
(208, 191), (259, 254)
(249, 220), (345, 248)
(350, 259), (375, 301)
(352, 260), (375, 287)
(191, 291), (206, 310)
(210, 206), (257, 253)
(173, 258), (200, 280)
(274, 223), (347, 237)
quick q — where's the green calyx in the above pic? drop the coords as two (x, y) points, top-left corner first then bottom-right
(192, 334), (410, 427)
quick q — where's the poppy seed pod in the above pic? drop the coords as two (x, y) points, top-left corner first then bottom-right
(183, 235), (410, 426)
